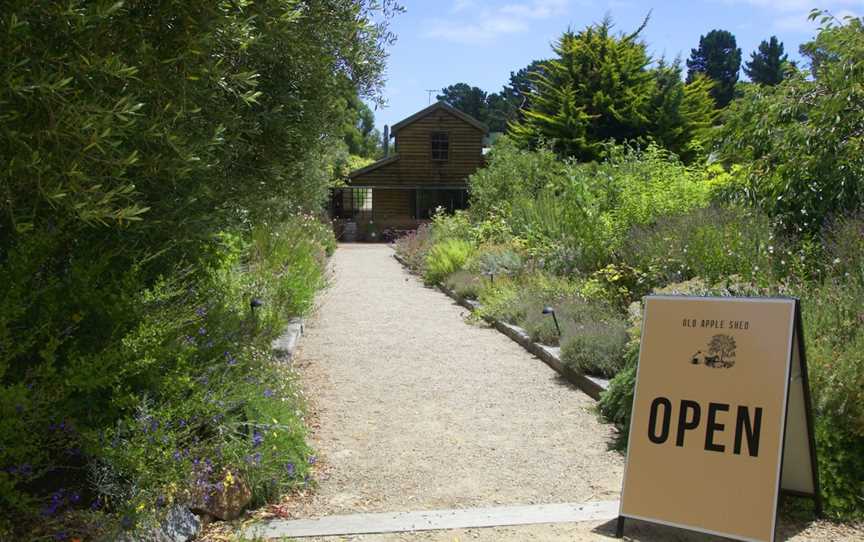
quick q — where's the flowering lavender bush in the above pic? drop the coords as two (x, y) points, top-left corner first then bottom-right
(0, 216), (330, 539)
(394, 224), (433, 273)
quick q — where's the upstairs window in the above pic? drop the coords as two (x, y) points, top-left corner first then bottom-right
(431, 132), (449, 161)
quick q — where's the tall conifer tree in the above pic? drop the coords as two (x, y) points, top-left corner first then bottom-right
(512, 18), (716, 162)
(686, 30), (742, 107)
(511, 17), (654, 161)
(744, 36), (789, 85)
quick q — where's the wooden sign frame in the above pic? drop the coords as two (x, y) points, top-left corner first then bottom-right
(616, 296), (821, 542)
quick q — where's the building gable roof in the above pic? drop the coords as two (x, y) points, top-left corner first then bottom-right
(347, 154), (399, 180)
(390, 102), (488, 135)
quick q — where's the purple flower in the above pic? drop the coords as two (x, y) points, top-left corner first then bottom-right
(173, 450), (183, 461)
(196, 306), (207, 317)
(246, 452), (262, 465)
(252, 430), (263, 448)
(225, 352), (237, 366)
(198, 327), (207, 335)
(308, 456), (317, 465)
(285, 462), (295, 476)
(263, 389), (274, 398)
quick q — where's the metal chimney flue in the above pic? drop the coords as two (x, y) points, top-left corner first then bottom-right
(383, 124), (390, 157)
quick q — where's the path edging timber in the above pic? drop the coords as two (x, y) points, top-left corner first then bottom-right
(393, 252), (608, 400)
(272, 317), (304, 362)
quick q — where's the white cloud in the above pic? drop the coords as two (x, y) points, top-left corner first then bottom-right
(720, 0), (862, 32)
(425, 0), (570, 44)
(500, 0), (569, 19)
(451, 0), (478, 13)
(725, 0), (862, 11)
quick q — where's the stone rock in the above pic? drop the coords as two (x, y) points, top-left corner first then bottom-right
(159, 506), (201, 542)
(189, 470), (253, 521)
(272, 317), (304, 362)
(116, 505), (201, 542)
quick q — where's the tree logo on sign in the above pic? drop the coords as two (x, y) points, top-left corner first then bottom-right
(690, 334), (737, 368)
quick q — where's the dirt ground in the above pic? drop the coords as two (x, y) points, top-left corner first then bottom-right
(228, 244), (862, 542)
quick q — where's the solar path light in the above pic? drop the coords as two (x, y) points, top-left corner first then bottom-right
(542, 306), (561, 336)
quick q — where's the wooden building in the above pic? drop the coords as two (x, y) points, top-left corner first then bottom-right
(332, 102), (488, 240)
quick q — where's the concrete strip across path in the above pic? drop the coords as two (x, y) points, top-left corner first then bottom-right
(243, 500), (619, 539)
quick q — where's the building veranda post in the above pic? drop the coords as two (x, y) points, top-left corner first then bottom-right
(332, 102), (488, 241)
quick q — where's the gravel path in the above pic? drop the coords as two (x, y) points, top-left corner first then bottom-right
(271, 244), (861, 542)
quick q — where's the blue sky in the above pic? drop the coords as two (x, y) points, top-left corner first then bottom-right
(369, 0), (863, 131)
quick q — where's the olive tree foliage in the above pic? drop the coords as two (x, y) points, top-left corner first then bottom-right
(0, 0), (398, 525)
(713, 11), (864, 233)
(1, 0), (397, 244)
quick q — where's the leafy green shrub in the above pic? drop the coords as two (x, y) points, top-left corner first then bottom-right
(424, 240), (474, 285)
(0, 217), (331, 538)
(474, 277), (524, 324)
(394, 224), (434, 274)
(520, 293), (616, 346)
(578, 263), (653, 310)
(475, 273), (577, 329)
(824, 212), (864, 284)
(444, 270), (484, 299)
(430, 210), (474, 243)
(0, 0), (393, 536)
(801, 275), (864, 517)
(713, 13), (864, 234)
(468, 141), (735, 276)
(592, 145), (732, 245)
(597, 301), (644, 445)
(472, 272), (627, 368)
(467, 137), (571, 219)
(467, 244), (526, 278)
(560, 319), (629, 377)
(620, 205), (774, 287)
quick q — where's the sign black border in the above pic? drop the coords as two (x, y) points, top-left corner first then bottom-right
(616, 296), (821, 542)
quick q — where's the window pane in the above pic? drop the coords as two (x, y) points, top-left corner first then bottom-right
(431, 132), (449, 160)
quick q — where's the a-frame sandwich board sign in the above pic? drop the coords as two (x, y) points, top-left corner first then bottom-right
(616, 296), (820, 542)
